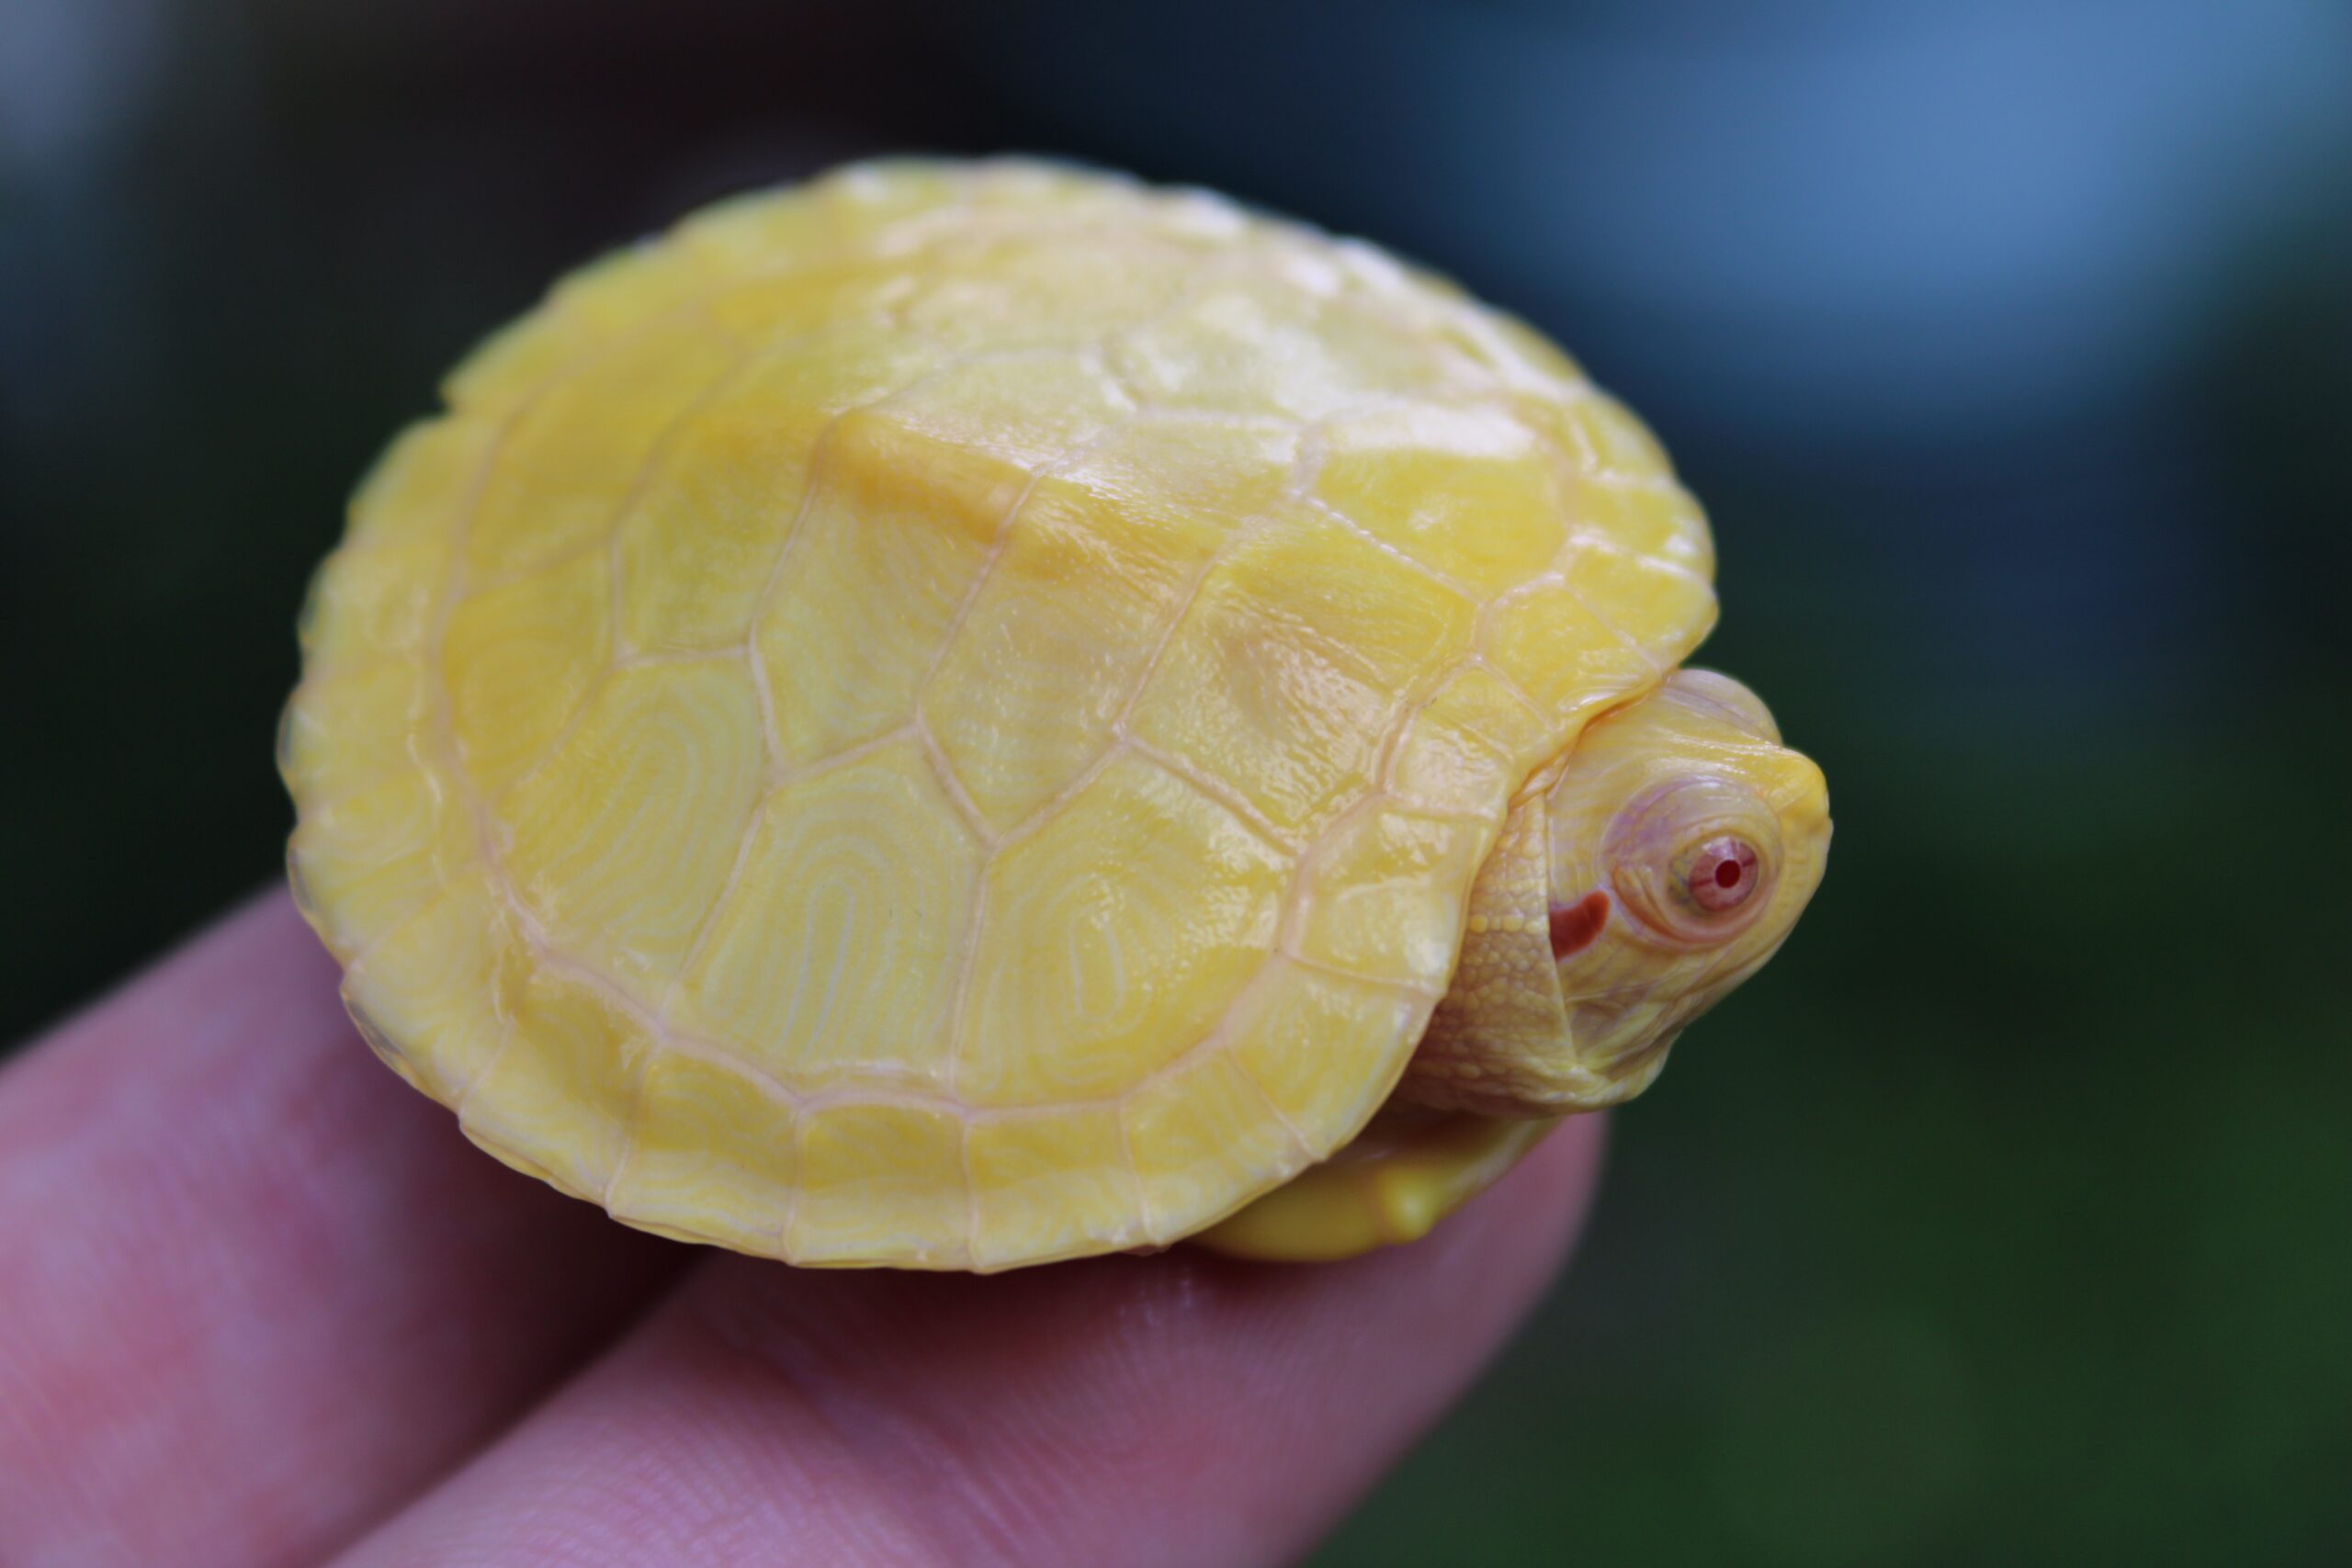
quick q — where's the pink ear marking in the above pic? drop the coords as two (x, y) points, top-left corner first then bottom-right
(1548, 890), (1611, 961)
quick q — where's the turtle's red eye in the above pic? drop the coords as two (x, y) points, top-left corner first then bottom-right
(1603, 776), (1781, 945)
(1689, 836), (1759, 911)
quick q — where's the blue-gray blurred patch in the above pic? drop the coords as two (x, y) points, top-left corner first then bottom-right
(981, 0), (2351, 447)
(979, 0), (2352, 733)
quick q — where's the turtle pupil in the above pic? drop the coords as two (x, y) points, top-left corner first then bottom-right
(1686, 834), (1761, 914)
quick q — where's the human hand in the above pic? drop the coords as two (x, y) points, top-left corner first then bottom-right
(0, 891), (1602, 1567)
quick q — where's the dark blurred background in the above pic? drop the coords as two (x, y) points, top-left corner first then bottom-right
(4, 1), (2347, 1562)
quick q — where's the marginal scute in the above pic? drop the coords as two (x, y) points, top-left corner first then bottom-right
(1442, 306), (1587, 392)
(672, 739), (978, 1092)
(459, 962), (656, 1201)
(703, 262), (916, 341)
(444, 313), (595, 423)
(284, 160), (1727, 1269)
(1566, 474), (1714, 577)
(674, 187), (854, 274)
(1124, 1048), (1304, 1245)
(957, 157), (1141, 215)
(1529, 387), (1672, 479)
(544, 240), (715, 335)
(820, 159), (982, 228)
(340, 872), (524, 1101)
(967, 1107), (1141, 1269)
(288, 763), (457, 960)
(959, 753), (1291, 1106)
(1562, 541), (1718, 665)
(1481, 579), (1658, 725)
(280, 658), (429, 810)
(299, 536), (452, 671)
(605, 1048), (796, 1251)
(786, 1101), (968, 1266)
(345, 415), (497, 549)
(444, 245), (719, 422)
(1226, 958), (1427, 1156)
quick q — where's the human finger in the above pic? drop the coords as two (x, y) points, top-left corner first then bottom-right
(334, 1115), (1605, 1568)
(0, 890), (689, 1568)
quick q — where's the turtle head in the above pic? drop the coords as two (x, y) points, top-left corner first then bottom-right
(1537, 667), (1831, 1100)
(1403, 669), (1829, 1118)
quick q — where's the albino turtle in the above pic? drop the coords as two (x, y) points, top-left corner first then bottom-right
(278, 159), (1830, 1271)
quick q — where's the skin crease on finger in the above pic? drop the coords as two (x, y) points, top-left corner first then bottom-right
(0, 892), (688, 1568)
(326, 1120), (1604, 1568)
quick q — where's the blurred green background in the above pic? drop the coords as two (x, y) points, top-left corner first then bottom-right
(3, 2), (2346, 1562)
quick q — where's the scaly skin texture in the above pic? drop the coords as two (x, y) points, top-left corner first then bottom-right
(280, 159), (1792, 1271)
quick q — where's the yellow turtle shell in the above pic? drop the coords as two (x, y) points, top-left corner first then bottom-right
(279, 159), (1717, 1270)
